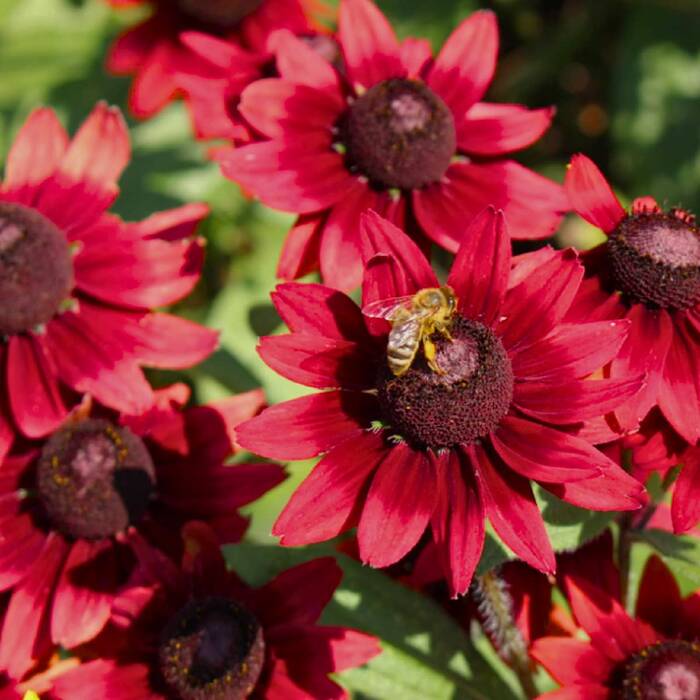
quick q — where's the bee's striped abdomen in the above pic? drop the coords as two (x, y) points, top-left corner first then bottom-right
(387, 319), (421, 376)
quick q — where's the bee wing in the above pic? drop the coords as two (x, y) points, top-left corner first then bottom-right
(362, 295), (417, 320)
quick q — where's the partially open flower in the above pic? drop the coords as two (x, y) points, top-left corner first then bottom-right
(51, 522), (380, 700)
(0, 386), (284, 678)
(236, 208), (646, 596)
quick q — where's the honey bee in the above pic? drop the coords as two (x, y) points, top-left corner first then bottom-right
(363, 286), (457, 376)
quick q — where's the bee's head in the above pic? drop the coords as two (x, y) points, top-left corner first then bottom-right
(418, 288), (445, 309)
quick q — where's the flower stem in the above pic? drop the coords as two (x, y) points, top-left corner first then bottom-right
(474, 570), (537, 699)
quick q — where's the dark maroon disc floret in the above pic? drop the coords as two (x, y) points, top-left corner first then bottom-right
(341, 78), (457, 191)
(0, 201), (73, 336)
(159, 596), (265, 700)
(377, 316), (514, 450)
(37, 419), (156, 540)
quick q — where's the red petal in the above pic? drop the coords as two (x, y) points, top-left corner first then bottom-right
(635, 555), (682, 636)
(3, 108), (68, 191)
(359, 210), (438, 293)
(134, 201), (208, 241)
(546, 468), (646, 511)
(399, 37), (432, 76)
(565, 154), (625, 233)
(338, 0), (403, 90)
(512, 320), (630, 381)
(273, 431), (386, 545)
(530, 637), (612, 685)
(672, 448), (700, 533)
(358, 444), (436, 568)
(536, 687), (610, 700)
(612, 306), (673, 430)
(492, 417), (601, 483)
(427, 11), (498, 117)
(430, 451), (484, 596)
(51, 660), (158, 700)
(106, 18), (161, 74)
(218, 139), (355, 214)
(471, 444), (555, 574)
(271, 29), (340, 91)
(128, 40), (180, 119)
(447, 207), (509, 325)
(414, 160), (566, 250)
(255, 557), (341, 627)
(458, 103), (554, 156)
(659, 321), (700, 443)
(0, 534), (68, 680)
(6, 334), (67, 438)
(514, 376), (644, 424)
(271, 282), (370, 343)
(235, 391), (377, 460)
(0, 513), (47, 591)
(499, 248), (583, 351)
(259, 334), (375, 390)
(50, 540), (119, 648)
(277, 215), (323, 281)
(60, 103), (130, 189)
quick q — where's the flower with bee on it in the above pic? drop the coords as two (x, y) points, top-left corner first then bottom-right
(236, 207), (647, 597)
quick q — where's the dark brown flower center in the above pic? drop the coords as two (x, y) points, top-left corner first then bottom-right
(341, 78), (456, 190)
(377, 316), (514, 449)
(173, 0), (263, 29)
(617, 640), (700, 700)
(608, 211), (700, 310)
(0, 201), (73, 336)
(159, 597), (265, 700)
(37, 419), (155, 540)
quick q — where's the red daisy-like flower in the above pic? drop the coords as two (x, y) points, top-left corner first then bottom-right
(531, 537), (700, 700)
(565, 154), (700, 445)
(0, 384), (285, 678)
(0, 103), (218, 459)
(106, 0), (326, 120)
(218, 0), (568, 290)
(51, 521), (381, 700)
(236, 208), (646, 596)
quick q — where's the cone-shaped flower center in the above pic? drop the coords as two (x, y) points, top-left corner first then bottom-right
(608, 211), (700, 311)
(377, 316), (514, 449)
(159, 597), (265, 700)
(174, 0), (263, 29)
(0, 202), (73, 336)
(341, 78), (456, 190)
(37, 419), (156, 540)
(619, 640), (700, 700)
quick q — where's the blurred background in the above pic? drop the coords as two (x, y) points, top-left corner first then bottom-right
(1, 0), (699, 539)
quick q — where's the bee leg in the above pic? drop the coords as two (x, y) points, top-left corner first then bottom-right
(423, 336), (445, 374)
(441, 326), (454, 342)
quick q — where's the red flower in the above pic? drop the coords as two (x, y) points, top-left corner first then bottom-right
(218, 0), (568, 290)
(51, 522), (381, 700)
(565, 154), (700, 445)
(531, 537), (700, 699)
(106, 0), (323, 120)
(0, 385), (285, 677)
(236, 209), (646, 596)
(0, 104), (218, 459)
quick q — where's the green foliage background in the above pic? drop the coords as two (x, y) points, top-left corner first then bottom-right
(1, 0), (699, 697)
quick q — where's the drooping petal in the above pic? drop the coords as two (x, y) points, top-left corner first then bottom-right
(470, 444), (555, 574)
(612, 305), (673, 431)
(565, 154), (625, 234)
(427, 11), (498, 118)
(530, 637), (612, 686)
(513, 376), (644, 424)
(106, 17), (160, 74)
(499, 248), (583, 351)
(492, 417), (601, 483)
(511, 320), (630, 382)
(338, 0), (403, 90)
(413, 160), (567, 250)
(128, 40), (180, 119)
(6, 334), (67, 439)
(358, 443), (436, 568)
(635, 555), (682, 637)
(271, 282), (371, 343)
(259, 334), (376, 390)
(277, 214), (324, 282)
(236, 391), (377, 460)
(446, 207), (509, 325)
(359, 210), (438, 292)
(545, 468), (646, 511)
(458, 103), (555, 156)
(672, 448), (700, 533)
(3, 108), (68, 191)
(273, 431), (387, 545)
(430, 451), (484, 596)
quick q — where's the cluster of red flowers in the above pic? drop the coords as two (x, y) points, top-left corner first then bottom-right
(2, 0), (700, 698)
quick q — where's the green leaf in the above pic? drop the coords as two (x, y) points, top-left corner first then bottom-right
(225, 543), (522, 700)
